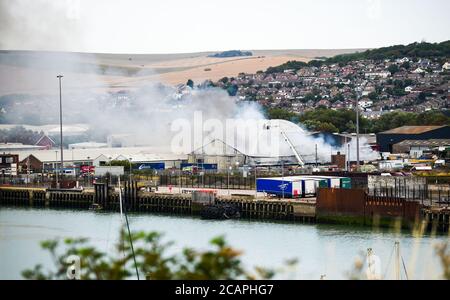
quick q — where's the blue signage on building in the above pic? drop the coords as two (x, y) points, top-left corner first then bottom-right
(133, 162), (165, 170)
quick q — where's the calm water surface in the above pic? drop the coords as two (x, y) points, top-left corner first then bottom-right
(0, 207), (448, 279)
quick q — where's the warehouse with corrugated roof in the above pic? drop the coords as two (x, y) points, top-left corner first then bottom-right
(376, 125), (450, 152)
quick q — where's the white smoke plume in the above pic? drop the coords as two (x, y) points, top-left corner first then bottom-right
(0, 48), (379, 163)
(0, 0), (379, 163)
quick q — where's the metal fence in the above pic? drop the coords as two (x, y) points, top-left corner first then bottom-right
(369, 184), (450, 207)
(158, 174), (256, 190)
(0, 174), (123, 189)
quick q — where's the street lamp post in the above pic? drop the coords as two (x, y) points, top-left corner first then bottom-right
(55, 150), (59, 188)
(356, 94), (360, 172)
(128, 157), (133, 182)
(57, 75), (64, 187)
(86, 156), (90, 187)
(315, 144), (318, 167)
(281, 159), (285, 199)
(342, 134), (348, 172)
(348, 143), (351, 171)
(254, 164), (257, 198)
(355, 85), (365, 172)
(235, 161), (240, 188)
(108, 156), (112, 184)
(27, 156), (30, 186)
(227, 165), (232, 196)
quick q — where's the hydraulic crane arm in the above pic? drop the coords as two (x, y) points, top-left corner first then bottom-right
(280, 130), (305, 167)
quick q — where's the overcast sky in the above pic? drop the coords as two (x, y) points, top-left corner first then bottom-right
(0, 0), (449, 54)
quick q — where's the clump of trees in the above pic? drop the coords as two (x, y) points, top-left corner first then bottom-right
(0, 126), (43, 144)
(299, 108), (368, 133)
(208, 50), (253, 58)
(326, 40), (450, 64)
(265, 40), (450, 73)
(368, 110), (450, 133)
(265, 107), (300, 123)
(266, 107), (450, 134)
(186, 79), (194, 89)
(266, 60), (308, 73)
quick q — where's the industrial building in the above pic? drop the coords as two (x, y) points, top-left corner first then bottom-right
(68, 142), (109, 150)
(377, 125), (450, 152)
(0, 143), (47, 152)
(392, 139), (450, 157)
(10, 147), (187, 174)
(188, 138), (299, 171)
(19, 154), (43, 174)
(0, 154), (19, 175)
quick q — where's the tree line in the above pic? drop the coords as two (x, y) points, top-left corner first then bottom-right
(265, 107), (450, 134)
(264, 40), (450, 73)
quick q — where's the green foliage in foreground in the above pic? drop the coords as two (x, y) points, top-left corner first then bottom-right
(22, 230), (276, 280)
(21, 228), (450, 280)
(437, 243), (450, 280)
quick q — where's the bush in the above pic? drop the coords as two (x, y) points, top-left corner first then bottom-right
(22, 230), (276, 280)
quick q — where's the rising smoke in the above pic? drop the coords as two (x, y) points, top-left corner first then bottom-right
(0, 0), (379, 163)
(0, 48), (379, 162)
(0, 0), (83, 52)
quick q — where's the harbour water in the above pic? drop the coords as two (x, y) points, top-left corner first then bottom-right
(0, 207), (448, 280)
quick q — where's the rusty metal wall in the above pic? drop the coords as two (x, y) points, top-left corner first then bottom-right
(366, 195), (420, 222)
(316, 188), (366, 216)
(317, 188), (421, 222)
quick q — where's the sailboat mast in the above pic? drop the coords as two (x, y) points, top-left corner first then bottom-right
(395, 241), (400, 280)
(118, 176), (124, 223)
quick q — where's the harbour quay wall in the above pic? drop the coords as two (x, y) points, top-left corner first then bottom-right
(0, 186), (315, 223)
(1, 186), (447, 232)
(315, 188), (448, 231)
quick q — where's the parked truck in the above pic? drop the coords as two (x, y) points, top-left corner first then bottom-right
(256, 177), (316, 198)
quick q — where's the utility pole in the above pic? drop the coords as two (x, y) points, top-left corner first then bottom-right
(57, 75), (64, 187)
(129, 158), (133, 182)
(395, 241), (400, 280)
(86, 156), (90, 187)
(227, 165), (231, 196)
(281, 159), (284, 199)
(344, 136), (348, 171)
(315, 144), (318, 167)
(356, 95), (360, 171)
(347, 143), (351, 172)
(55, 150), (59, 188)
(254, 164), (257, 198)
(109, 156), (112, 184)
(27, 156), (30, 186)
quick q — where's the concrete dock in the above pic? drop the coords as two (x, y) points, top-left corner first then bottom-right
(0, 185), (316, 223)
(1, 185), (448, 232)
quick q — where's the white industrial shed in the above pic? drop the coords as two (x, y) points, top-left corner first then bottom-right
(189, 139), (299, 171)
(11, 147), (187, 170)
(68, 142), (109, 150)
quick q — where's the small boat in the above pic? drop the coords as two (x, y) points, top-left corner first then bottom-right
(89, 203), (103, 211)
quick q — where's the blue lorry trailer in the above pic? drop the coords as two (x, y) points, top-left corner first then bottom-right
(256, 177), (316, 198)
(288, 175), (351, 189)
